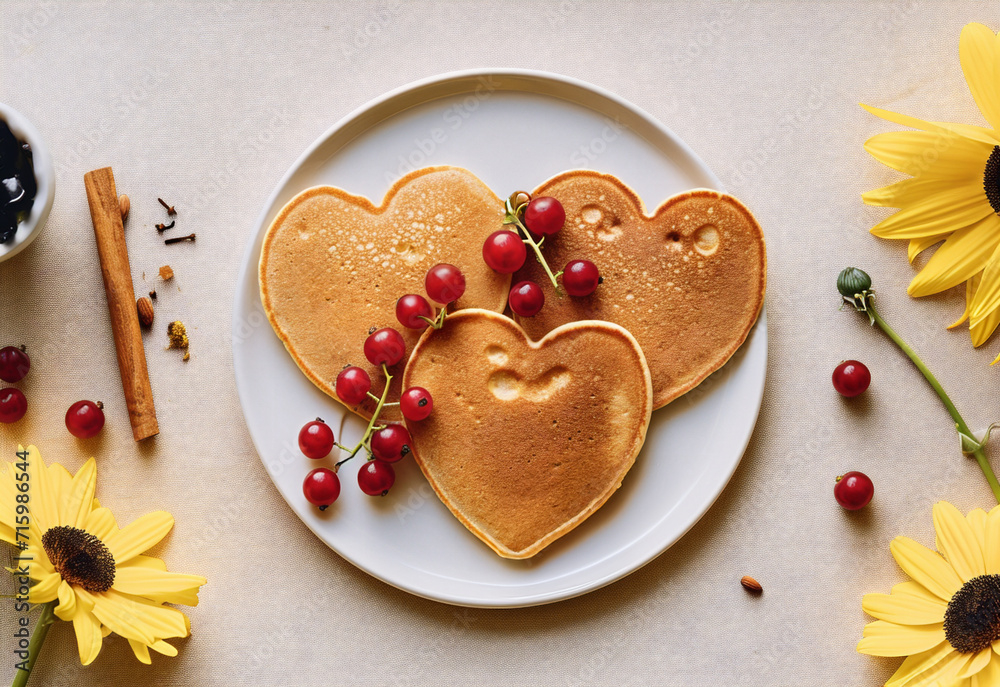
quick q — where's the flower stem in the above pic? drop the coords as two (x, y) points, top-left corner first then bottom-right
(336, 364), (393, 468)
(12, 600), (56, 687)
(870, 304), (1000, 504)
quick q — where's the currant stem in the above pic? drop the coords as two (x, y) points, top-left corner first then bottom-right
(335, 364), (394, 469)
(366, 391), (380, 402)
(869, 305), (1000, 504)
(11, 600), (55, 687)
(509, 207), (561, 293)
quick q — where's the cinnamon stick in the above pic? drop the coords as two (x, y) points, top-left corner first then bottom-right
(84, 167), (159, 441)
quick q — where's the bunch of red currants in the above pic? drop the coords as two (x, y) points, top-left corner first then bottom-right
(831, 359), (874, 510)
(0, 345), (105, 438)
(301, 268), (450, 510)
(484, 192), (601, 317)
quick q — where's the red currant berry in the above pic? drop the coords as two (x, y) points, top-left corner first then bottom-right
(303, 468), (341, 510)
(400, 387), (433, 421)
(482, 230), (527, 273)
(425, 263), (466, 305)
(562, 259), (601, 297)
(336, 366), (372, 405)
(509, 281), (544, 317)
(0, 388), (27, 423)
(832, 360), (871, 397)
(396, 294), (434, 329)
(0, 346), (30, 383)
(834, 471), (874, 510)
(65, 400), (105, 438)
(299, 419), (335, 459)
(524, 196), (565, 235)
(358, 460), (395, 496)
(364, 328), (406, 367)
(370, 424), (412, 463)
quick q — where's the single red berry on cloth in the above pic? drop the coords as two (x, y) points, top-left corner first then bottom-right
(299, 419), (335, 459)
(509, 281), (544, 317)
(370, 424), (412, 463)
(425, 263), (466, 305)
(303, 467), (341, 510)
(832, 360), (871, 397)
(400, 387), (433, 421)
(364, 328), (406, 367)
(358, 460), (395, 496)
(396, 294), (434, 329)
(482, 230), (527, 273)
(336, 366), (372, 405)
(524, 196), (565, 235)
(562, 259), (601, 297)
(0, 346), (30, 383)
(0, 388), (27, 423)
(834, 471), (874, 510)
(65, 400), (105, 438)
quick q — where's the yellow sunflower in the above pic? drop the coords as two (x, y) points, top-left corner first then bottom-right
(858, 501), (1000, 686)
(862, 22), (1000, 363)
(0, 445), (206, 666)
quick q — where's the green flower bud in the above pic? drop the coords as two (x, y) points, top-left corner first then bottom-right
(838, 267), (872, 299)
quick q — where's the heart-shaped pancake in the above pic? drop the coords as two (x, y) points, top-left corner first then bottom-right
(403, 309), (652, 559)
(513, 171), (766, 409)
(259, 167), (510, 421)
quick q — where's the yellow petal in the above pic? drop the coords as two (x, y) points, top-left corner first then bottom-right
(117, 555), (167, 572)
(883, 641), (954, 686)
(950, 274), (983, 329)
(88, 589), (189, 645)
(891, 536), (964, 599)
(959, 648), (995, 679)
(48, 463), (73, 526)
(960, 23), (1000, 131)
(909, 234), (948, 263)
(54, 580), (76, 621)
(84, 507), (118, 541)
(62, 458), (97, 530)
(865, 176), (969, 209)
(872, 193), (993, 240)
(985, 505), (1000, 574)
(70, 607), (103, 666)
(970, 241), (1000, 328)
(104, 511), (174, 565)
(909, 215), (1000, 296)
(128, 639), (151, 665)
(149, 640), (178, 657)
(865, 130), (994, 178)
(893, 649), (973, 687)
(858, 620), (946, 657)
(934, 501), (986, 581)
(112, 567), (206, 607)
(28, 573), (61, 603)
(973, 653), (1000, 687)
(968, 508), (989, 541)
(861, 589), (946, 624)
(861, 103), (1000, 146)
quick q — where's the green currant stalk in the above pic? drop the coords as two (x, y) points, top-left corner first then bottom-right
(503, 195), (562, 293)
(11, 600), (55, 687)
(838, 267), (1000, 504)
(335, 363), (394, 467)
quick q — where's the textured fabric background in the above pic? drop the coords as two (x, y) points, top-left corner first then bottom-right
(2, 1), (1000, 685)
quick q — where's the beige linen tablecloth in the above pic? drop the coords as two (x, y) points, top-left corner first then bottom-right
(3, 2), (1000, 685)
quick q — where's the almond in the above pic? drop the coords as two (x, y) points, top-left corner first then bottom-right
(740, 575), (763, 593)
(119, 194), (130, 223)
(137, 297), (154, 328)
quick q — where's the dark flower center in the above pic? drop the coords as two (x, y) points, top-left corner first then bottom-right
(944, 574), (1000, 654)
(985, 146), (1000, 215)
(41, 525), (115, 593)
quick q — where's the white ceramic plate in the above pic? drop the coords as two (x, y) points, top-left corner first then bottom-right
(232, 70), (766, 608)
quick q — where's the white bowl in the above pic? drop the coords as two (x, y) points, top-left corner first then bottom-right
(0, 103), (54, 263)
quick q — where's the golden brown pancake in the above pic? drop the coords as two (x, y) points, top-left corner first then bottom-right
(402, 309), (653, 559)
(260, 167), (510, 421)
(513, 171), (766, 408)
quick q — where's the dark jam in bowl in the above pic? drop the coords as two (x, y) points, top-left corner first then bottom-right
(0, 119), (36, 244)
